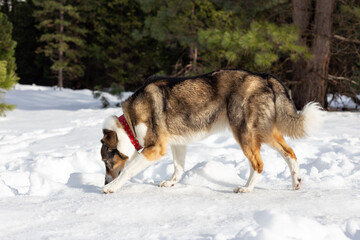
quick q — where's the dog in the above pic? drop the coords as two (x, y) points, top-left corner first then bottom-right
(100, 69), (323, 194)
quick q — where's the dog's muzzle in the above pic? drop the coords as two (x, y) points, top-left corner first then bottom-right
(105, 174), (114, 185)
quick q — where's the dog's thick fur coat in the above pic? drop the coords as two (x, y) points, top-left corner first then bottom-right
(100, 69), (323, 193)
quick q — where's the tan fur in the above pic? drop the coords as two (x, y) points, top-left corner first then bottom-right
(142, 139), (168, 161)
(101, 130), (118, 149)
(231, 125), (264, 173)
(268, 127), (297, 160)
(106, 155), (126, 180)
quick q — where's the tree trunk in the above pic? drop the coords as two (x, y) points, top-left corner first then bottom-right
(291, 0), (335, 109)
(291, 0), (312, 109)
(58, 2), (64, 88)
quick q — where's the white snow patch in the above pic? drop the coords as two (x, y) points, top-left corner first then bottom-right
(328, 94), (360, 110)
(237, 210), (349, 240)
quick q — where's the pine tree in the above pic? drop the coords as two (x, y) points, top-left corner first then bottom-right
(0, 12), (18, 116)
(138, 0), (232, 76)
(33, 0), (87, 88)
(198, 20), (310, 72)
(83, 0), (163, 90)
(2, 0), (50, 86)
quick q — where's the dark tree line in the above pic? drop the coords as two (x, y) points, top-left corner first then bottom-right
(1, 0), (359, 114)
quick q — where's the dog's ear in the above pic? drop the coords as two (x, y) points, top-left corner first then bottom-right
(102, 130), (118, 149)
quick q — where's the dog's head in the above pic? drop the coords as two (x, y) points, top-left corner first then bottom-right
(101, 116), (138, 184)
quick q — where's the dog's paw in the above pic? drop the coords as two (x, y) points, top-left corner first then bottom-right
(233, 186), (253, 193)
(102, 185), (115, 194)
(158, 180), (175, 188)
(293, 177), (302, 190)
(292, 171), (302, 190)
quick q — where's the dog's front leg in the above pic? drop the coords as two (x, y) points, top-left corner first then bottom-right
(159, 145), (186, 187)
(102, 153), (152, 194)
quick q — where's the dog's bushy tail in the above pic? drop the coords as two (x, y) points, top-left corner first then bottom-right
(271, 79), (324, 139)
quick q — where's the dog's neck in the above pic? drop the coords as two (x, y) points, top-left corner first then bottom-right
(118, 115), (143, 151)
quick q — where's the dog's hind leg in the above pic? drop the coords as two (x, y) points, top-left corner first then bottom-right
(232, 130), (264, 193)
(234, 158), (261, 193)
(268, 128), (302, 190)
(159, 145), (186, 187)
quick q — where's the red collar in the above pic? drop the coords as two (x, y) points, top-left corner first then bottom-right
(118, 115), (143, 151)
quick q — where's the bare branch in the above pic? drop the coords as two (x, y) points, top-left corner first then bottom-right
(333, 34), (360, 45)
(328, 74), (359, 85)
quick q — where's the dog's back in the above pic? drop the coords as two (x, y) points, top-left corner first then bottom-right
(125, 69), (321, 142)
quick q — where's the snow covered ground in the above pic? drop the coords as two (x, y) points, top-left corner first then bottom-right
(328, 94), (360, 110)
(1, 84), (360, 240)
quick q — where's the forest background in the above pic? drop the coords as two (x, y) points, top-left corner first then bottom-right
(0, 0), (360, 115)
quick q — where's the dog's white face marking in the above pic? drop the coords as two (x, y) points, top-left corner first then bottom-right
(134, 123), (147, 147)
